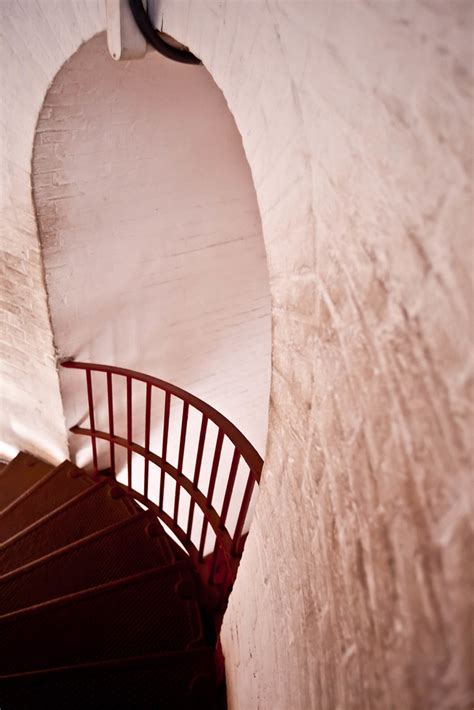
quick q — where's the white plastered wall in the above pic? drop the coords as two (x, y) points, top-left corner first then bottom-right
(1, 1), (472, 709)
(0, 1), (105, 463)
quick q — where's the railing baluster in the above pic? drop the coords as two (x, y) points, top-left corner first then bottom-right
(219, 447), (240, 530)
(62, 361), (264, 615)
(198, 517), (208, 563)
(232, 470), (255, 556)
(86, 370), (98, 473)
(126, 376), (132, 488)
(177, 401), (189, 473)
(186, 414), (208, 543)
(106, 372), (115, 477)
(159, 391), (171, 510)
(198, 428), (224, 564)
(206, 429), (224, 508)
(173, 401), (189, 524)
(144, 382), (152, 498)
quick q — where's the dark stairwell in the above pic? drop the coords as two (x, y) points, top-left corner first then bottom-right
(0, 362), (263, 709)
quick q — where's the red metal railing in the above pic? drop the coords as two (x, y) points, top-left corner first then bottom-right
(61, 361), (263, 615)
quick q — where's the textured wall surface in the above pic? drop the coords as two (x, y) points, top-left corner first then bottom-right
(1, 1), (473, 709)
(0, 1), (104, 462)
(152, 2), (472, 709)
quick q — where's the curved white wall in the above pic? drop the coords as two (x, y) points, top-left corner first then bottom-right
(0, 3), (106, 464)
(1, 2), (472, 709)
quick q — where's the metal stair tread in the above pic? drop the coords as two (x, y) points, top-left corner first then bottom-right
(0, 460), (93, 542)
(0, 459), (80, 515)
(0, 453), (221, 705)
(0, 561), (207, 675)
(0, 648), (218, 710)
(0, 509), (181, 614)
(0, 478), (138, 574)
(0, 647), (215, 680)
(0, 452), (54, 512)
(0, 558), (197, 621)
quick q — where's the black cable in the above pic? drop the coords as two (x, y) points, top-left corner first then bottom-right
(128, 0), (201, 65)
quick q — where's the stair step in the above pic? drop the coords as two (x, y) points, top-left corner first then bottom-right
(0, 479), (137, 575)
(0, 452), (54, 512)
(0, 563), (206, 674)
(0, 649), (218, 710)
(0, 461), (93, 542)
(0, 511), (181, 614)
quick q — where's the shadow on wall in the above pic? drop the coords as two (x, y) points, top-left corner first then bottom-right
(32, 33), (271, 547)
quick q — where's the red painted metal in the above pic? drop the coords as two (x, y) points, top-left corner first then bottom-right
(219, 448), (240, 530)
(106, 372), (115, 477)
(126, 376), (132, 488)
(160, 392), (171, 510)
(174, 401), (189, 524)
(206, 430), (224, 509)
(209, 538), (220, 586)
(85, 370), (98, 472)
(187, 414), (208, 543)
(62, 361), (263, 614)
(198, 517), (209, 565)
(232, 471), (255, 557)
(143, 382), (152, 499)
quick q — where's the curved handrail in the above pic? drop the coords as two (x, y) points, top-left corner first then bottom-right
(61, 361), (262, 614)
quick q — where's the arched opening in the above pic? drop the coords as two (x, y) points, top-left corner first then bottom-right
(32, 33), (271, 554)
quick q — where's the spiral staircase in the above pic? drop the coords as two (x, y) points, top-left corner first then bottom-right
(0, 362), (263, 709)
